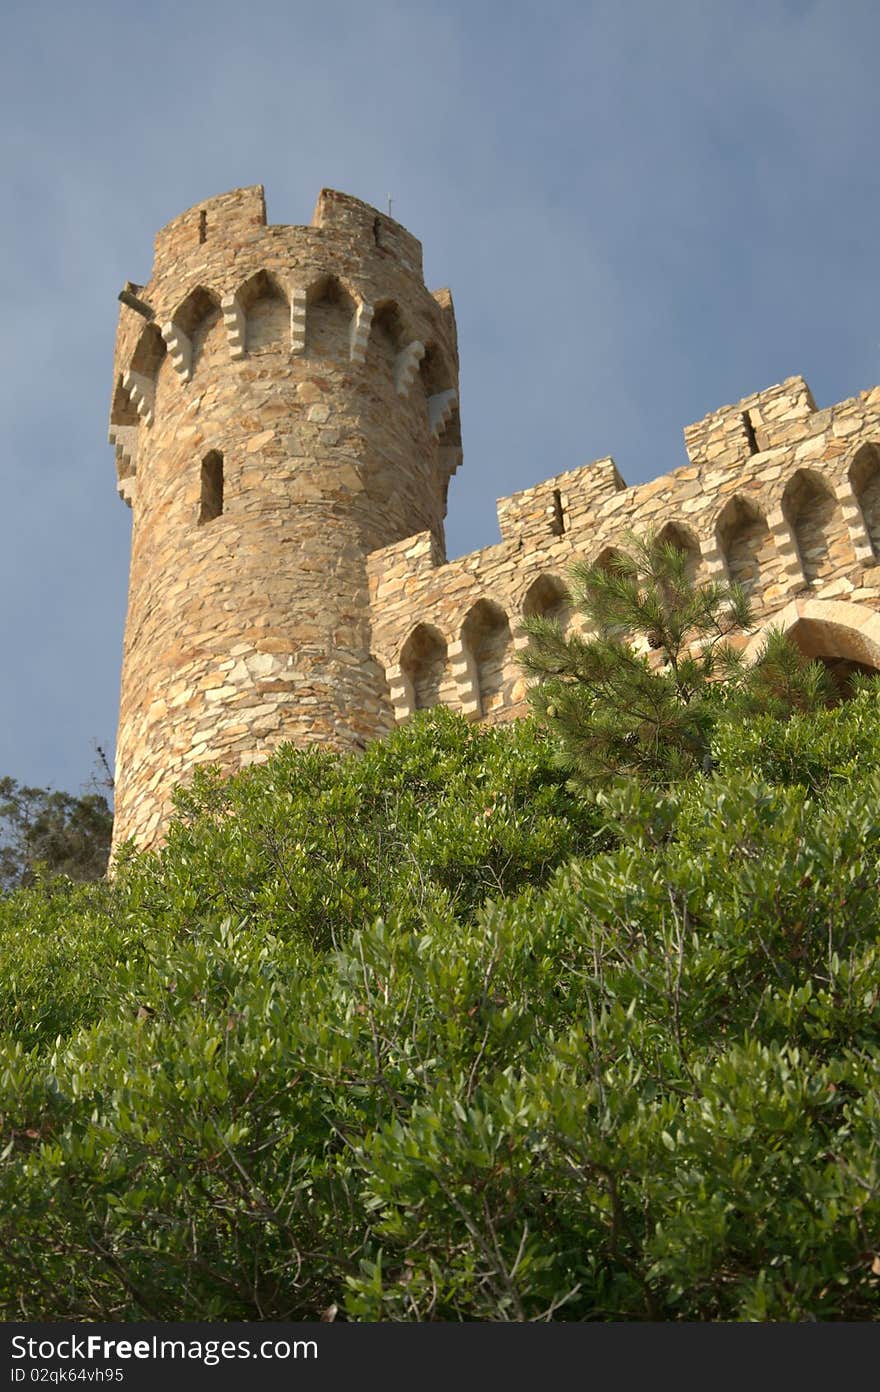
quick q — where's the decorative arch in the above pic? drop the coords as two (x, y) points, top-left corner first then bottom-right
(163, 285), (222, 380)
(461, 599), (513, 718)
(122, 322), (166, 425)
(849, 443), (880, 560)
(418, 342), (455, 398)
(522, 574), (572, 630)
(416, 335), (458, 438)
(371, 298), (408, 348)
(655, 520), (701, 582)
(744, 598), (880, 699)
(592, 545), (632, 576)
(781, 468), (853, 585)
(368, 298), (411, 383)
(129, 321), (166, 379)
(305, 275), (358, 361)
(400, 623), (450, 711)
(232, 270), (289, 356)
(170, 285), (221, 337)
(110, 373), (138, 428)
(715, 494), (773, 598)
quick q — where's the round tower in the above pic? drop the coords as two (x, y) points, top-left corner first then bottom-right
(109, 185), (461, 849)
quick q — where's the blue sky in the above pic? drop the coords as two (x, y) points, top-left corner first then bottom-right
(1, 0), (879, 798)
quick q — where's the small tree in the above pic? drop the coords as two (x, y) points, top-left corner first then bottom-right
(519, 532), (834, 792)
(734, 624), (845, 718)
(0, 779), (113, 893)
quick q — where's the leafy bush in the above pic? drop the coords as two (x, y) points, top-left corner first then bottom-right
(0, 703), (878, 1320)
(0, 878), (138, 1050)
(115, 709), (601, 954)
(712, 676), (880, 791)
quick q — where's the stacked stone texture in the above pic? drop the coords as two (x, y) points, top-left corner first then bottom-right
(111, 186), (880, 851)
(110, 186), (460, 849)
(371, 376), (880, 728)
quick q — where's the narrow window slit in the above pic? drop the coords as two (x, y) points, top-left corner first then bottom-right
(551, 487), (565, 535)
(199, 451), (223, 524)
(198, 210), (208, 244)
(742, 410), (759, 456)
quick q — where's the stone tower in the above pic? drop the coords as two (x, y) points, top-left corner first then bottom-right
(109, 186), (461, 849)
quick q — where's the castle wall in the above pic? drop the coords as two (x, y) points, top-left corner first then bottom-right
(369, 377), (880, 724)
(110, 186), (880, 854)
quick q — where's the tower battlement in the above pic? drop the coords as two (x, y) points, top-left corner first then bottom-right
(110, 187), (880, 851)
(149, 185), (423, 280)
(110, 186), (460, 848)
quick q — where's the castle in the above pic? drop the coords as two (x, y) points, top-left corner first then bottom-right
(109, 185), (880, 850)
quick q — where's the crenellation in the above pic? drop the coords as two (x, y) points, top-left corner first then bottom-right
(110, 184), (459, 850)
(312, 188), (424, 275)
(152, 186), (268, 278)
(368, 372), (880, 728)
(109, 185), (880, 852)
(496, 458), (626, 546)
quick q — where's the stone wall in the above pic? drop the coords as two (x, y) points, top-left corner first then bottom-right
(370, 376), (880, 725)
(110, 186), (460, 849)
(110, 186), (880, 853)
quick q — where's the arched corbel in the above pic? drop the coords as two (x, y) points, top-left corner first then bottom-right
(290, 287), (308, 355)
(349, 302), (374, 364)
(834, 479), (875, 564)
(161, 322), (193, 382)
(121, 370), (154, 427)
(385, 663), (415, 723)
(448, 637), (481, 720)
(394, 340), (426, 396)
(221, 293), (246, 360)
(428, 388), (458, 438)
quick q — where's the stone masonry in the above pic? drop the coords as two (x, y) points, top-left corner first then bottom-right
(111, 186), (880, 851)
(110, 185), (460, 849)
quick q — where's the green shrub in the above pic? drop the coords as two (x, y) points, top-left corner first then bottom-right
(113, 708), (601, 954)
(0, 702), (878, 1320)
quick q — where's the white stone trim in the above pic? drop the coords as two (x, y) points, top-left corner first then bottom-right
(699, 537), (728, 582)
(221, 293), (246, 360)
(121, 370), (154, 427)
(117, 475), (137, 508)
(385, 662), (414, 722)
(108, 423), (138, 477)
(766, 506), (803, 586)
(835, 480), (876, 564)
(161, 321), (193, 382)
(448, 637), (481, 719)
(290, 288), (308, 355)
(428, 389), (458, 439)
(349, 301), (374, 364)
(394, 340), (426, 397)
